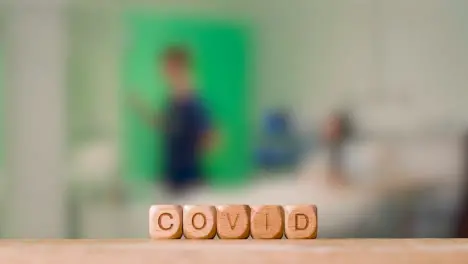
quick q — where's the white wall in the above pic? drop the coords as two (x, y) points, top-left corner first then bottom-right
(4, 0), (68, 238)
(246, 0), (375, 133)
(373, 0), (468, 137)
(247, 0), (468, 138)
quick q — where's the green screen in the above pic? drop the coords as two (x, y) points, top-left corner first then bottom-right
(0, 46), (3, 167)
(122, 14), (253, 188)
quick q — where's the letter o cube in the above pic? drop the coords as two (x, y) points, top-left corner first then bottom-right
(149, 205), (183, 239)
(284, 205), (318, 239)
(183, 205), (217, 239)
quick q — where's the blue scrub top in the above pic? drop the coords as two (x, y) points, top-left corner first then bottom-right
(161, 94), (210, 187)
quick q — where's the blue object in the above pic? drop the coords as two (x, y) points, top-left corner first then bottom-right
(264, 110), (290, 135)
(256, 110), (301, 170)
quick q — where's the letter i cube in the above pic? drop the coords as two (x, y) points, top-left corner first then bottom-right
(250, 205), (284, 239)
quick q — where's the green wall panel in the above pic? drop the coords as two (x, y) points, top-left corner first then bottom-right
(122, 14), (253, 188)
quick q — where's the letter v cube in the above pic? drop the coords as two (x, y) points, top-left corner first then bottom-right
(217, 205), (251, 239)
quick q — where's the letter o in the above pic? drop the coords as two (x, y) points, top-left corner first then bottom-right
(192, 212), (207, 230)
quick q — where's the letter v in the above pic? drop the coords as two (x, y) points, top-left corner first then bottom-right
(227, 214), (239, 229)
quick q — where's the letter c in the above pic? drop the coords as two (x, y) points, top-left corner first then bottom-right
(158, 213), (174, 231)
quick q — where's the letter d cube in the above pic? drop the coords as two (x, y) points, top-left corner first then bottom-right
(284, 205), (318, 239)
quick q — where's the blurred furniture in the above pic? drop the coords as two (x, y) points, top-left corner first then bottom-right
(294, 136), (461, 238)
(70, 135), (463, 239)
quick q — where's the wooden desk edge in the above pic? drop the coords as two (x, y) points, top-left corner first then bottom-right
(0, 239), (467, 264)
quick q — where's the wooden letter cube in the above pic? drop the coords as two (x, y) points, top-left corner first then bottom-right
(250, 205), (284, 239)
(284, 205), (318, 239)
(217, 205), (250, 239)
(149, 205), (183, 239)
(183, 205), (217, 239)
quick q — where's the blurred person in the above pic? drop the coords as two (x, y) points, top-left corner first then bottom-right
(296, 109), (355, 187)
(322, 110), (354, 185)
(130, 46), (216, 195)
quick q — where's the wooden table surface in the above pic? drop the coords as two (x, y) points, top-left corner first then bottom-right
(0, 239), (468, 264)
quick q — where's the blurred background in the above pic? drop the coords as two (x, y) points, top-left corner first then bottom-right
(1, 0), (468, 239)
